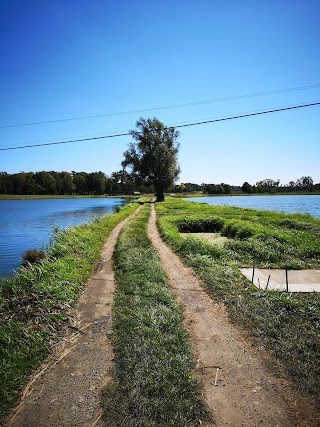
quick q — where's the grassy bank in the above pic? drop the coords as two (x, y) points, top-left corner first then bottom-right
(155, 199), (320, 403)
(105, 203), (208, 427)
(0, 202), (138, 421)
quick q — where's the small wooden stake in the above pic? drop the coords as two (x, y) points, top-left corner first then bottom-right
(286, 267), (289, 292)
(251, 265), (255, 283)
(90, 413), (103, 427)
(214, 368), (219, 386)
(258, 278), (261, 289)
(265, 274), (270, 290)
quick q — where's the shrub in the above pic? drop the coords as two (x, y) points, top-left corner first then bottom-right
(178, 217), (224, 233)
(22, 249), (46, 266)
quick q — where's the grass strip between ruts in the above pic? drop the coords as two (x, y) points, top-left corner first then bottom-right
(0, 201), (138, 421)
(105, 203), (209, 427)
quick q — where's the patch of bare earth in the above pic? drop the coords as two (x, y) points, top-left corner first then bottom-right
(5, 208), (139, 427)
(180, 232), (228, 246)
(148, 204), (318, 427)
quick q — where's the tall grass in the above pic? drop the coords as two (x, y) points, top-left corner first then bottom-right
(155, 198), (320, 403)
(0, 202), (138, 420)
(105, 204), (208, 427)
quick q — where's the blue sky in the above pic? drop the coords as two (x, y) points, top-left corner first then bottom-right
(1, 0), (319, 186)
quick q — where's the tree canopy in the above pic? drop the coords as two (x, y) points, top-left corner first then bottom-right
(122, 117), (180, 201)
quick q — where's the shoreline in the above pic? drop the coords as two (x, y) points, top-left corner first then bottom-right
(0, 194), (140, 200)
(1, 192), (319, 201)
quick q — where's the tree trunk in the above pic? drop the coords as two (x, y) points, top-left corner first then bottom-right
(156, 188), (165, 202)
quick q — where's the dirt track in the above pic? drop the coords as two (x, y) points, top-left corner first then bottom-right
(148, 203), (316, 427)
(5, 203), (318, 426)
(5, 208), (139, 427)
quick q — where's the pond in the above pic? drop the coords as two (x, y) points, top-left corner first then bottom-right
(188, 195), (320, 218)
(0, 197), (129, 276)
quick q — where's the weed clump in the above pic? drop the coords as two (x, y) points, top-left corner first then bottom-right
(22, 249), (46, 266)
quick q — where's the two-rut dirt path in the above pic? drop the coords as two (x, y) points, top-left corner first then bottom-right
(5, 203), (316, 427)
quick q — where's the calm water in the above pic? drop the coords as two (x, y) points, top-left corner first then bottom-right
(189, 195), (320, 218)
(0, 198), (128, 276)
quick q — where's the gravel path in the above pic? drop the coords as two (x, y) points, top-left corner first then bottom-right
(147, 203), (312, 427)
(6, 208), (139, 427)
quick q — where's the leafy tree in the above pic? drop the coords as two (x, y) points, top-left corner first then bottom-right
(178, 183), (186, 193)
(0, 172), (13, 194)
(242, 181), (253, 193)
(221, 183), (231, 194)
(34, 171), (56, 195)
(183, 182), (204, 192)
(59, 172), (74, 194)
(287, 181), (296, 192)
(73, 172), (88, 195)
(87, 171), (106, 195)
(111, 170), (135, 195)
(256, 178), (280, 193)
(122, 117), (180, 202)
(296, 176), (313, 191)
(204, 184), (218, 194)
(205, 183), (225, 194)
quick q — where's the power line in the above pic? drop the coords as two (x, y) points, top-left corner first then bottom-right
(0, 131), (130, 151)
(0, 129), (130, 148)
(174, 101), (320, 129)
(1, 83), (320, 129)
(1, 101), (319, 152)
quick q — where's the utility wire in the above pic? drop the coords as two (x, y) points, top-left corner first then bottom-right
(1, 83), (320, 129)
(0, 129), (129, 148)
(174, 101), (320, 129)
(1, 101), (319, 152)
(0, 131), (130, 151)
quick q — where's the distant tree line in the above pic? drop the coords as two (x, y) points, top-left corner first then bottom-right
(1, 171), (318, 196)
(241, 176), (319, 194)
(171, 176), (319, 195)
(171, 182), (241, 194)
(0, 170), (153, 196)
(171, 182), (204, 193)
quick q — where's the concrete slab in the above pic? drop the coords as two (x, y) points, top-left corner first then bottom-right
(241, 268), (320, 292)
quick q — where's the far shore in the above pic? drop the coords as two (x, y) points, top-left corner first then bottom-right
(0, 192), (319, 200)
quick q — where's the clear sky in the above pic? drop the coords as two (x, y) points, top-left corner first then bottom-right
(1, 0), (319, 186)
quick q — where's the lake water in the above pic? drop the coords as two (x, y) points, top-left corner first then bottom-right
(0, 198), (128, 277)
(188, 194), (320, 218)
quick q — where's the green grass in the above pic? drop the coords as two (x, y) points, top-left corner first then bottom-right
(0, 202), (139, 421)
(156, 199), (320, 268)
(105, 204), (208, 427)
(155, 198), (320, 403)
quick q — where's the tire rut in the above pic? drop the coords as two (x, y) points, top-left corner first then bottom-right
(148, 203), (304, 427)
(6, 207), (140, 427)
